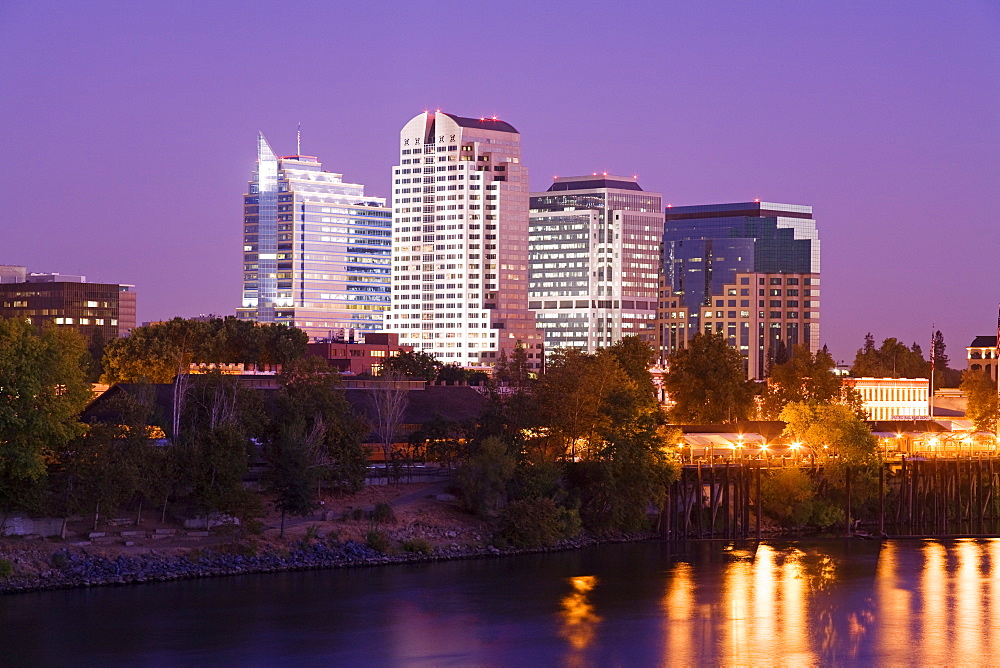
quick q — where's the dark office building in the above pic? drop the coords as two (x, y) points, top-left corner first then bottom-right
(660, 202), (820, 378)
(0, 267), (136, 344)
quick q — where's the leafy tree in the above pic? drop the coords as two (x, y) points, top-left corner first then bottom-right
(607, 335), (657, 404)
(664, 332), (754, 423)
(533, 349), (619, 459)
(383, 350), (441, 382)
(263, 417), (319, 537)
(173, 374), (265, 529)
(0, 319), (90, 514)
(493, 497), (580, 548)
(276, 356), (368, 495)
(101, 317), (308, 384)
(779, 401), (878, 465)
(454, 436), (516, 517)
(850, 334), (929, 379)
(961, 370), (999, 432)
(761, 345), (843, 418)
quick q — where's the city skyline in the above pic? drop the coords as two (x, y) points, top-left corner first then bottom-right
(1, 1), (997, 362)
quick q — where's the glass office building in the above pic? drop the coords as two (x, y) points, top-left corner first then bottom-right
(661, 201), (820, 378)
(237, 134), (391, 341)
(386, 112), (543, 371)
(529, 176), (663, 352)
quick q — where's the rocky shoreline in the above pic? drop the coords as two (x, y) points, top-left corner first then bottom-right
(0, 533), (647, 596)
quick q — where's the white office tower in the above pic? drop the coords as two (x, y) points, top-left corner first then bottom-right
(529, 175), (664, 352)
(388, 112), (544, 372)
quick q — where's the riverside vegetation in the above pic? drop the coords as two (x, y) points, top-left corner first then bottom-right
(0, 317), (984, 592)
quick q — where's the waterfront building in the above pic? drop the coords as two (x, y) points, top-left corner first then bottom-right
(528, 175), (662, 352)
(0, 266), (135, 344)
(660, 201), (820, 378)
(387, 112), (543, 371)
(236, 134), (392, 342)
(847, 377), (930, 421)
(966, 335), (997, 381)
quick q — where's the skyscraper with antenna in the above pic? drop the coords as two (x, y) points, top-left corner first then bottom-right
(237, 132), (392, 341)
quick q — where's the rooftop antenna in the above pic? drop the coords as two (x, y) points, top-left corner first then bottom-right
(296, 122), (302, 155)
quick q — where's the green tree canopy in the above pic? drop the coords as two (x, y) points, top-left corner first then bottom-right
(382, 350), (441, 382)
(664, 332), (754, 424)
(779, 401), (879, 465)
(0, 319), (91, 506)
(761, 345), (852, 419)
(961, 369), (999, 432)
(101, 317), (308, 384)
(851, 333), (929, 379)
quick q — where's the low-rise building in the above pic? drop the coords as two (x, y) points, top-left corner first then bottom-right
(966, 336), (997, 381)
(846, 377), (929, 421)
(307, 332), (413, 376)
(0, 266), (136, 344)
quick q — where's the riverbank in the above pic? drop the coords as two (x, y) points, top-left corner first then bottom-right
(0, 481), (653, 595)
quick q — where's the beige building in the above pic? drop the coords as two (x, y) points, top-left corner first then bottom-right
(654, 281), (692, 364)
(966, 336), (997, 381)
(528, 175), (662, 353)
(387, 112), (543, 371)
(846, 377), (930, 421)
(689, 272), (819, 379)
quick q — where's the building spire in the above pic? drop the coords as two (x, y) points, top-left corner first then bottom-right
(297, 122), (301, 156)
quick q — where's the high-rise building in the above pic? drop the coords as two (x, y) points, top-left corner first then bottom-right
(660, 201), (820, 378)
(0, 267), (136, 344)
(528, 175), (663, 352)
(237, 134), (392, 342)
(387, 112), (543, 371)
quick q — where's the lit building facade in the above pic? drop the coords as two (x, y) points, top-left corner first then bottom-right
(966, 336), (997, 381)
(660, 201), (821, 378)
(0, 268), (136, 343)
(528, 176), (662, 352)
(387, 112), (543, 371)
(847, 377), (930, 421)
(237, 134), (391, 341)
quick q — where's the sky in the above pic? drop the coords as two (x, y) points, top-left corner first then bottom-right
(1, 0), (997, 363)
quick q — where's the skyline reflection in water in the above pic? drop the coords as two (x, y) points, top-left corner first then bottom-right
(5, 539), (1000, 665)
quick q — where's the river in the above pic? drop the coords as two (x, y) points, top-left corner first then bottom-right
(2, 538), (999, 665)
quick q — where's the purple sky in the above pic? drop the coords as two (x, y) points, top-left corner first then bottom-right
(1, 0), (997, 363)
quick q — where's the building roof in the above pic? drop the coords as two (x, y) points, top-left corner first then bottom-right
(439, 113), (518, 134)
(969, 336), (997, 348)
(665, 201), (813, 221)
(344, 385), (484, 427)
(546, 176), (644, 192)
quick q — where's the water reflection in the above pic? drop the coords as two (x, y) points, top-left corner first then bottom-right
(7, 539), (1000, 664)
(559, 575), (601, 652)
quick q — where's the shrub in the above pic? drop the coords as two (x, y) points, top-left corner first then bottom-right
(494, 497), (580, 549)
(304, 525), (320, 541)
(760, 468), (816, 527)
(373, 502), (395, 524)
(366, 529), (390, 554)
(400, 538), (433, 555)
(51, 552), (68, 569)
(0, 558), (12, 578)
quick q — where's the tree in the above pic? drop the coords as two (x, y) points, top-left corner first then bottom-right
(383, 350), (440, 382)
(0, 319), (90, 514)
(173, 374), (265, 529)
(850, 335), (929, 379)
(607, 336), (657, 404)
(961, 370), (999, 432)
(276, 356), (368, 495)
(454, 436), (516, 517)
(664, 333), (754, 423)
(263, 417), (320, 537)
(931, 330), (961, 388)
(760, 345), (843, 419)
(101, 317), (308, 384)
(367, 370), (410, 472)
(779, 402), (878, 465)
